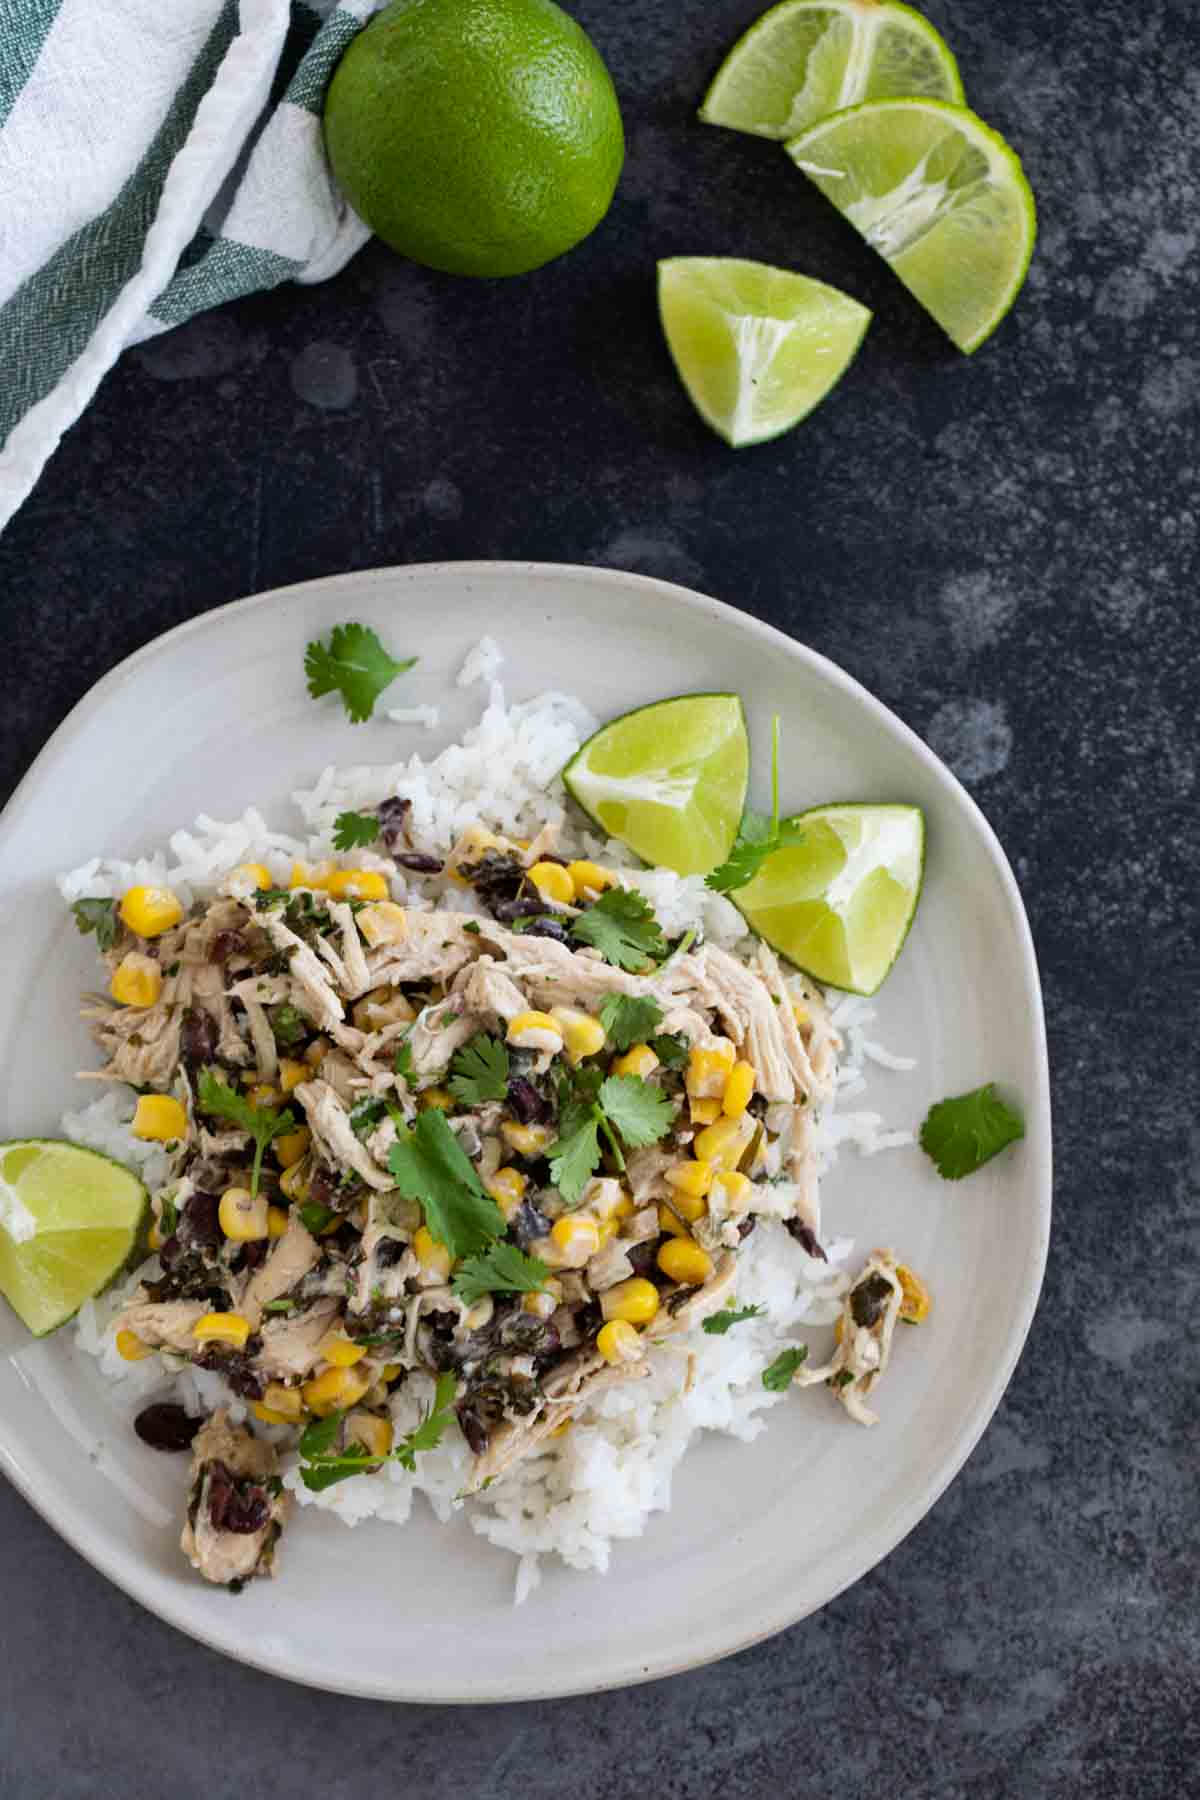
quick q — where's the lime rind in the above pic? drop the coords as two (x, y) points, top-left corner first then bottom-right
(700, 0), (964, 142)
(0, 1139), (149, 1336)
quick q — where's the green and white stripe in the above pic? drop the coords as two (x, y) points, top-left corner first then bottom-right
(0, 0), (381, 532)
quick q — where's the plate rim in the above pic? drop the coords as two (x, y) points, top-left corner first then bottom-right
(0, 559), (1052, 1701)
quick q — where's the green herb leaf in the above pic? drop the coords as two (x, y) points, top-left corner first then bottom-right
(452, 1243), (550, 1306)
(831, 1369), (855, 1390)
(158, 1194), (178, 1238)
(348, 1096), (387, 1141)
(448, 1033), (510, 1106)
(196, 1071), (295, 1198)
(387, 1109), (503, 1259)
(261, 1298), (295, 1315)
(706, 718), (805, 893)
(648, 1032), (689, 1071)
(394, 1370), (458, 1472)
(762, 1345), (808, 1391)
(919, 1083), (1025, 1181)
(298, 1412), (342, 1459)
(299, 1201), (337, 1235)
(702, 1303), (765, 1336)
(268, 1002), (307, 1049)
(332, 808), (381, 851)
(570, 887), (667, 972)
(393, 1037), (415, 1084)
(71, 897), (120, 952)
(597, 1074), (677, 1149)
(597, 993), (664, 1053)
(304, 622), (417, 724)
(548, 1116), (602, 1205)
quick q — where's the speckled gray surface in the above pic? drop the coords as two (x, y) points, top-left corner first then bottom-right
(1, 1), (1198, 1793)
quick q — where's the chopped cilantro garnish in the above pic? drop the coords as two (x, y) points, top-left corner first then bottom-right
(158, 1194), (178, 1239)
(648, 1032), (689, 1071)
(706, 718), (806, 893)
(597, 993), (664, 1052)
(393, 1037), (415, 1083)
(304, 622), (417, 724)
(299, 1201), (337, 1235)
(451, 1242), (550, 1306)
(387, 1109), (503, 1259)
(196, 1071), (295, 1198)
(570, 887), (667, 972)
(332, 808), (381, 850)
(262, 1298), (295, 1315)
(549, 1069), (677, 1203)
(919, 1083), (1025, 1180)
(70, 897), (119, 952)
(298, 1373), (457, 1491)
(831, 1369), (855, 1390)
(597, 1074), (676, 1149)
(348, 1095), (388, 1141)
(268, 1002), (307, 1049)
(762, 1345), (808, 1390)
(702, 1304), (765, 1336)
(448, 1033), (510, 1105)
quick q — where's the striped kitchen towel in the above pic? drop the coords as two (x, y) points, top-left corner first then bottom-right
(0, 0), (383, 532)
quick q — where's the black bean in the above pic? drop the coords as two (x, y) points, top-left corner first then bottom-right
(850, 1273), (894, 1329)
(785, 1219), (826, 1261)
(207, 1462), (271, 1534)
(180, 1007), (218, 1067)
(519, 918), (569, 943)
(509, 1198), (552, 1251)
(396, 852), (444, 874)
(376, 796), (412, 853)
(457, 1405), (490, 1457)
(134, 1404), (202, 1452)
(209, 930), (245, 966)
(375, 1236), (405, 1269)
(507, 1076), (551, 1125)
(184, 1190), (221, 1246)
(626, 1241), (658, 1278)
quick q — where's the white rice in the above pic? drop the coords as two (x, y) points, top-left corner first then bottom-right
(60, 646), (914, 1599)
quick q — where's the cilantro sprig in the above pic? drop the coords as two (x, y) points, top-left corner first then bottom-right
(549, 1070), (677, 1203)
(706, 718), (806, 893)
(332, 808), (381, 851)
(448, 1033), (510, 1106)
(298, 1372), (458, 1492)
(70, 897), (120, 952)
(570, 887), (667, 972)
(597, 993), (663, 1052)
(304, 622), (417, 724)
(762, 1345), (808, 1391)
(451, 1242), (550, 1307)
(703, 1304), (765, 1336)
(919, 1083), (1025, 1180)
(387, 1109), (504, 1258)
(196, 1070), (296, 1198)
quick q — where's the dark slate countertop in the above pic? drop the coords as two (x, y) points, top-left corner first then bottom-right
(1, 2), (1196, 1794)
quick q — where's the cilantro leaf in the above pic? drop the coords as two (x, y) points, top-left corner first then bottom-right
(332, 808), (381, 851)
(268, 1002), (307, 1049)
(387, 1109), (503, 1258)
(597, 993), (663, 1052)
(304, 622), (417, 724)
(395, 1370), (459, 1470)
(158, 1194), (178, 1239)
(348, 1095), (387, 1141)
(570, 887), (667, 972)
(548, 1117), (602, 1205)
(297, 1375), (458, 1491)
(648, 1032), (689, 1071)
(702, 1304), (765, 1336)
(452, 1243), (550, 1306)
(299, 1201), (337, 1235)
(597, 1074), (677, 1149)
(196, 1070), (295, 1197)
(762, 1345), (808, 1391)
(71, 897), (119, 952)
(298, 1412), (342, 1459)
(393, 1036), (415, 1083)
(448, 1033), (510, 1106)
(706, 718), (805, 893)
(919, 1083), (1025, 1180)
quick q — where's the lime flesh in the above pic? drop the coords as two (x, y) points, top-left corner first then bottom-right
(786, 98), (1036, 352)
(701, 0), (964, 141)
(0, 1140), (149, 1336)
(563, 695), (750, 876)
(659, 257), (871, 447)
(734, 803), (924, 992)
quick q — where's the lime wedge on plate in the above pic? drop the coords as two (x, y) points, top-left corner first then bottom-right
(786, 98), (1036, 352)
(0, 1140), (148, 1335)
(659, 258), (871, 447)
(564, 694), (749, 875)
(734, 803), (924, 992)
(700, 0), (963, 141)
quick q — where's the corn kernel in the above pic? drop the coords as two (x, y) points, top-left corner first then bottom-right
(596, 1319), (644, 1365)
(347, 1410), (394, 1460)
(550, 1005), (606, 1063)
(657, 1237), (714, 1286)
(485, 1166), (528, 1219)
(657, 1202), (690, 1238)
(247, 1083), (281, 1109)
(665, 1159), (714, 1200)
(352, 987), (416, 1032)
(792, 1003), (810, 1027)
(413, 1226), (452, 1279)
(527, 861), (574, 904)
(274, 1059), (305, 1097)
(119, 885), (183, 939)
(131, 1094), (188, 1143)
(356, 900), (410, 949)
(381, 1363), (403, 1384)
(302, 1365), (371, 1416)
(550, 1214), (601, 1266)
(463, 1296), (495, 1331)
(896, 1264), (932, 1325)
(597, 1215), (619, 1245)
(689, 1097), (722, 1126)
(722, 1060), (756, 1118)
(319, 1333), (367, 1367)
(218, 1187), (269, 1243)
(523, 1290), (557, 1319)
(267, 1205), (289, 1239)
(506, 1010), (565, 1054)
(110, 952), (162, 1009)
(325, 868), (390, 901)
(290, 861), (334, 890)
(686, 1042), (736, 1098)
(192, 1312), (251, 1349)
(710, 1170), (753, 1214)
(613, 1194), (636, 1221)
(304, 1036), (329, 1067)
(115, 1329), (152, 1363)
(279, 1161), (310, 1202)
(566, 860), (612, 899)
(231, 862), (272, 891)
(693, 1114), (756, 1172)
(501, 1120), (553, 1156)
(274, 1126), (311, 1169)
(613, 1044), (659, 1079)
(601, 1277), (660, 1326)
(417, 1086), (453, 1113)
(251, 1402), (293, 1425)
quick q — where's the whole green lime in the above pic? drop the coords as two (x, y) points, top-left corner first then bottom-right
(324, 0), (625, 278)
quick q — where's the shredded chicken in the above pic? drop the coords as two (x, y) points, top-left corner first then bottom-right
(180, 1411), (288, 1587)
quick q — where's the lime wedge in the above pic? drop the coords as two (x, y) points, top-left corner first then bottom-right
(564, 694), (749, 876)
(734, 803), (924, 992)
(0, 1140), (149, 1336)
(658, 258), (871, 447)
(700, 0), (964, 141)
(786, 98), (1036, 352)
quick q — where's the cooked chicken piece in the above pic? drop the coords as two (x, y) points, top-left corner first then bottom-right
(452, 957), (528, 1024)
(658, 1004), (713, 1045)
(317, 1048), (360, 1105)
(785, 1104), (823, 1237)
(294, 1079), (393, 1190)
(792, 1250), (905, 1426)
(81, 999), (182, 1090)
(408, 998), (480, 1077)
(366, 912), (480, 986)
(180, 1410), (288, 1587)
(257, 1297), (343, 1379)
(584, 1239), (635, 1292)
(115, 1297), (207, 1352)
(520, 822), (561, 865)
(259, 911), (346, 1032)
(403, 1286), (466, 1362)
(625, 1146), (674, 1205)
(625, 1203), (661, 1245)
(327, 900), (372, 997)
(692, 945), (796, 1102)
(755, 943), (837, 1107)
(462, 1352), (648, 1491)
(645, 1251), (738, 1339)
(241, 1213), (320, 1330)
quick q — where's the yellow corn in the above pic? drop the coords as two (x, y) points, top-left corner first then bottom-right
(686, 1042), (736, 1098)
(896, 1264), (932, 1324)
(710, 1170), (753, 1214)
(597, 1215), (619, 1245)
(267, 1205), (289, 1239)
(792, 1002), (809, 1027)
(381, 1363), (403, 1384)
(613, 1193), (635, 1221)
(551, 1005), (606, 1063)
(319, 1333), (367, 1367)
(418, 1086), (454, 1113)
(119, 885), (183, 939)
(485, 1166), (528, 1219)
(347, 1410), (394, 1460)
(302, 1365), (371, 1416)
(247, 1083), (280, 1109)
(506, 1010), (564, 1053)
(115, 1329), (152, 1363)
(352, 987), (416, 1032)
(665, 1159), (714, 1200)
(689, 1097), (722, 1126)
(413, 1226), (452, 1279)
(274, 1126), (311, 1169)
(693, 1114), (755, 1172)
(601, 1277), (660, 1326)
(613, 1044), (658, 1079)
(501, 1120), (553, 1156)
(218, 1187), (270, 1242)
(110, 952), (162, 1009)
(527, 861), (574, 904)
(231, 862), (271, 891)
(566, 860), (612, 899)
(251, 1402), (293, 1425)
(722, 1060), (756, 1118)
(657, 1202), (690, 1238)
(550, 1214), (601, 1266)
(596, 1319), (643, 1365)
(523, 1289), (558, 1320)
(304, 1036), (329, 1067)
(290, 860), (334, 890)
(192, 1312), (251, 1349)
(357, 900), (409, 948)
(325, 868), (390, 902)
(147, 1221), (163, 1252)
(131, 1094), (188, 1142)
(279, 1161), (310, 1202)
(277, 1058), (307, 1096)
(657, 1237), (714, 1287)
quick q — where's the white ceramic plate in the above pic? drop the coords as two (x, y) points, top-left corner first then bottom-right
(0, 562), (1050, 1701)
